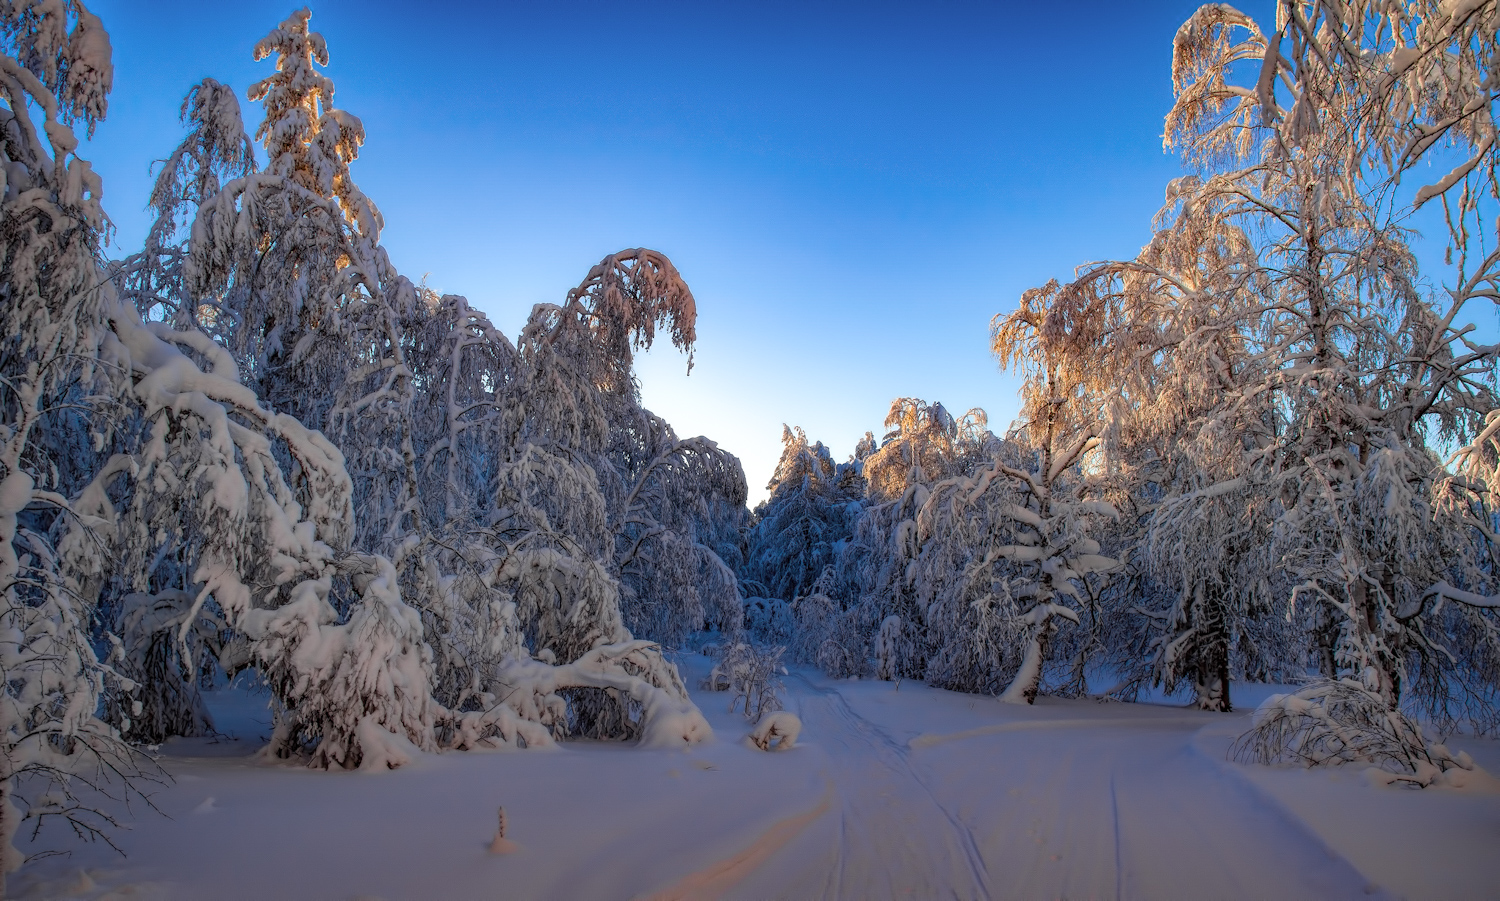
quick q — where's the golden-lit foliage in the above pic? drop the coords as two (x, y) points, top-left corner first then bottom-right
(564, 247), (698, 386)
(862, 398), (990, 503)
(992, 277), (1129, 463)
(1166, 4), (1270, 166)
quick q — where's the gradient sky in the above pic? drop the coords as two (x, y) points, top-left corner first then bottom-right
(86, 0), (1281, 503)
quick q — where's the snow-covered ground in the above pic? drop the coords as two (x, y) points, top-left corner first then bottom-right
(12, 655), (1500, 901)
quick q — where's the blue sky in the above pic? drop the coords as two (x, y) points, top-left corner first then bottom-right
(87, 1), (1276, 503)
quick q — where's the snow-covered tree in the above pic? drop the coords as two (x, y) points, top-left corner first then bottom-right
(745, 425), (863, 606)
(1033, 168), (1293, 709)
(185, 8), (404, 435)
(0, 2), (143, 884)
(764, 397), (1094, 692)
(913, 297), (1124, 705)
(114, 77), (253, 331)
(0, 0), (432, 875)
(608, 407), (747, 648)
(1164, 1), (1500, 733)
(995, 1), (1499, 745)
(95, 10), (439, 769)
(829, 399), (996, 683)
(451, 248), (727, 744)
(114, 10), (736, 757)
(863, 399), (994, 503)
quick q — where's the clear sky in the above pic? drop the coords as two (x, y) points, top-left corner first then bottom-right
(86, 1), (1276, 504)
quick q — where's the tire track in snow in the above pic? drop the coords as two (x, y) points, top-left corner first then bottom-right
(790, 673), (992, 900)
(1108, 770), (1123, 901)
(908, 715), (1207, 749)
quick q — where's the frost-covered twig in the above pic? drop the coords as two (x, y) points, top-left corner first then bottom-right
(703, 642), (786, 723)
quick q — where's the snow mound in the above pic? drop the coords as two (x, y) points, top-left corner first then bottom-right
(749, 712), (801, 751)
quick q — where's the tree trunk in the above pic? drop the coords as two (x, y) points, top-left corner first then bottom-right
(1313, 601), (1339, 679)
(1193, 582), (1232, 712)
(1001, 611), (1058, 705)
(1347, 576), (1399, 709)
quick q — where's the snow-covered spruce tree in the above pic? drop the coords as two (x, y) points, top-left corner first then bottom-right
(1154, 1), (1500, 765)
(185, 8), (399, 434)
(0, 1), (151, 883)
(188, 10), (430, 560)
(742, 425), (868, 671)
(746, 426), (863, 607)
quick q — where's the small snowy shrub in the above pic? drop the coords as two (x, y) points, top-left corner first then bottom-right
(1233, 679), (1477, 788)
(703, 642), (786, 722)
(874, 615), (904, 681)
(487, 806), (518, 854)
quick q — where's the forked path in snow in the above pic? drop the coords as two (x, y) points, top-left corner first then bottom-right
(727, 672), (1386, 901)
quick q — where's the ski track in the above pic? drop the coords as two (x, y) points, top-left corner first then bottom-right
(791, 673), (992, 900)
(754, 673), (1388, 901)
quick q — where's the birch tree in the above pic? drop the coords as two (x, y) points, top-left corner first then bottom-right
(941, 291), (1124, 704)
(1169, 1), (1500, 734)
(0, 2), (146, 884)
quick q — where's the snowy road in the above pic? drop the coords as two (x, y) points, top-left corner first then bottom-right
(786, 673), (993, 899)
(11, 656), (1499, 900)
(726, 670), (1384, 901)
(908, 714), (1375, 899)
